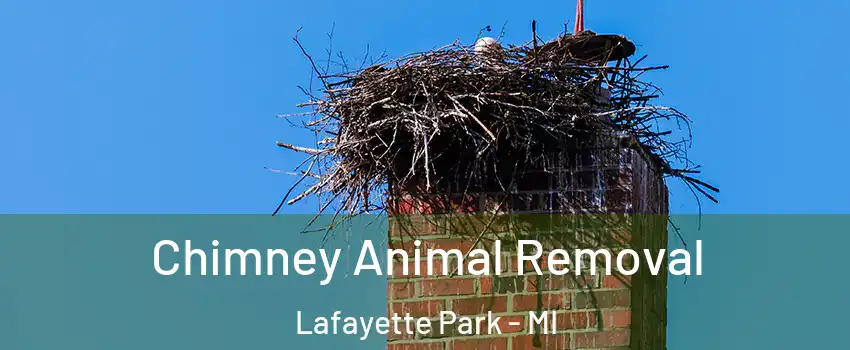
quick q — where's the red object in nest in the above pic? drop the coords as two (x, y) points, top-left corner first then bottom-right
(575, 0), (585, 34)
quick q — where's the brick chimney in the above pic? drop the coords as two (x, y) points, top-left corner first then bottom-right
(386, 133), (669, 349)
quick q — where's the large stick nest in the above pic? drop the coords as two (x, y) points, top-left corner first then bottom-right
(277, 30), (718, 218)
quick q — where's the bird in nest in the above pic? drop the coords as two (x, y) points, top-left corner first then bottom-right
(474, 37), (502, 54)
(472, 37), (507, 69)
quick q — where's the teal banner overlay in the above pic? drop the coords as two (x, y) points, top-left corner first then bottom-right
(0, 215), (388, 349)
(0, 215), (847, 349)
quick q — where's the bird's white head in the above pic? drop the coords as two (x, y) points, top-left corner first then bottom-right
(474, 37), (501, 54)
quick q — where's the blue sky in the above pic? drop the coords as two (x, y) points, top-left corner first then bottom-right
(3, 2), (850, 348)
(2, 0), (848, 214)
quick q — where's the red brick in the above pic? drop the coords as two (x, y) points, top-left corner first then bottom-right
(600, 309), (631, 329)
(526, 274), (598, 293)
(480, 277), (493, 294)
(389, 282), (416, 300)
(420, 278), (475, 297)
(451, 296), (508, 315)
(388, 216), (440, 237)
(526, 275), (558, 292)
(512, 333), (570, 350)
(555, 311), (592, 330)
(573, 290), (630, 309)
(513, 293), (567, 312)
(387, 342), (444, 350)
(450, 337), (507, 350)
(391, 300), (445, 318)
(574, 329), (630, 348)
(602, 274), (630, 289)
